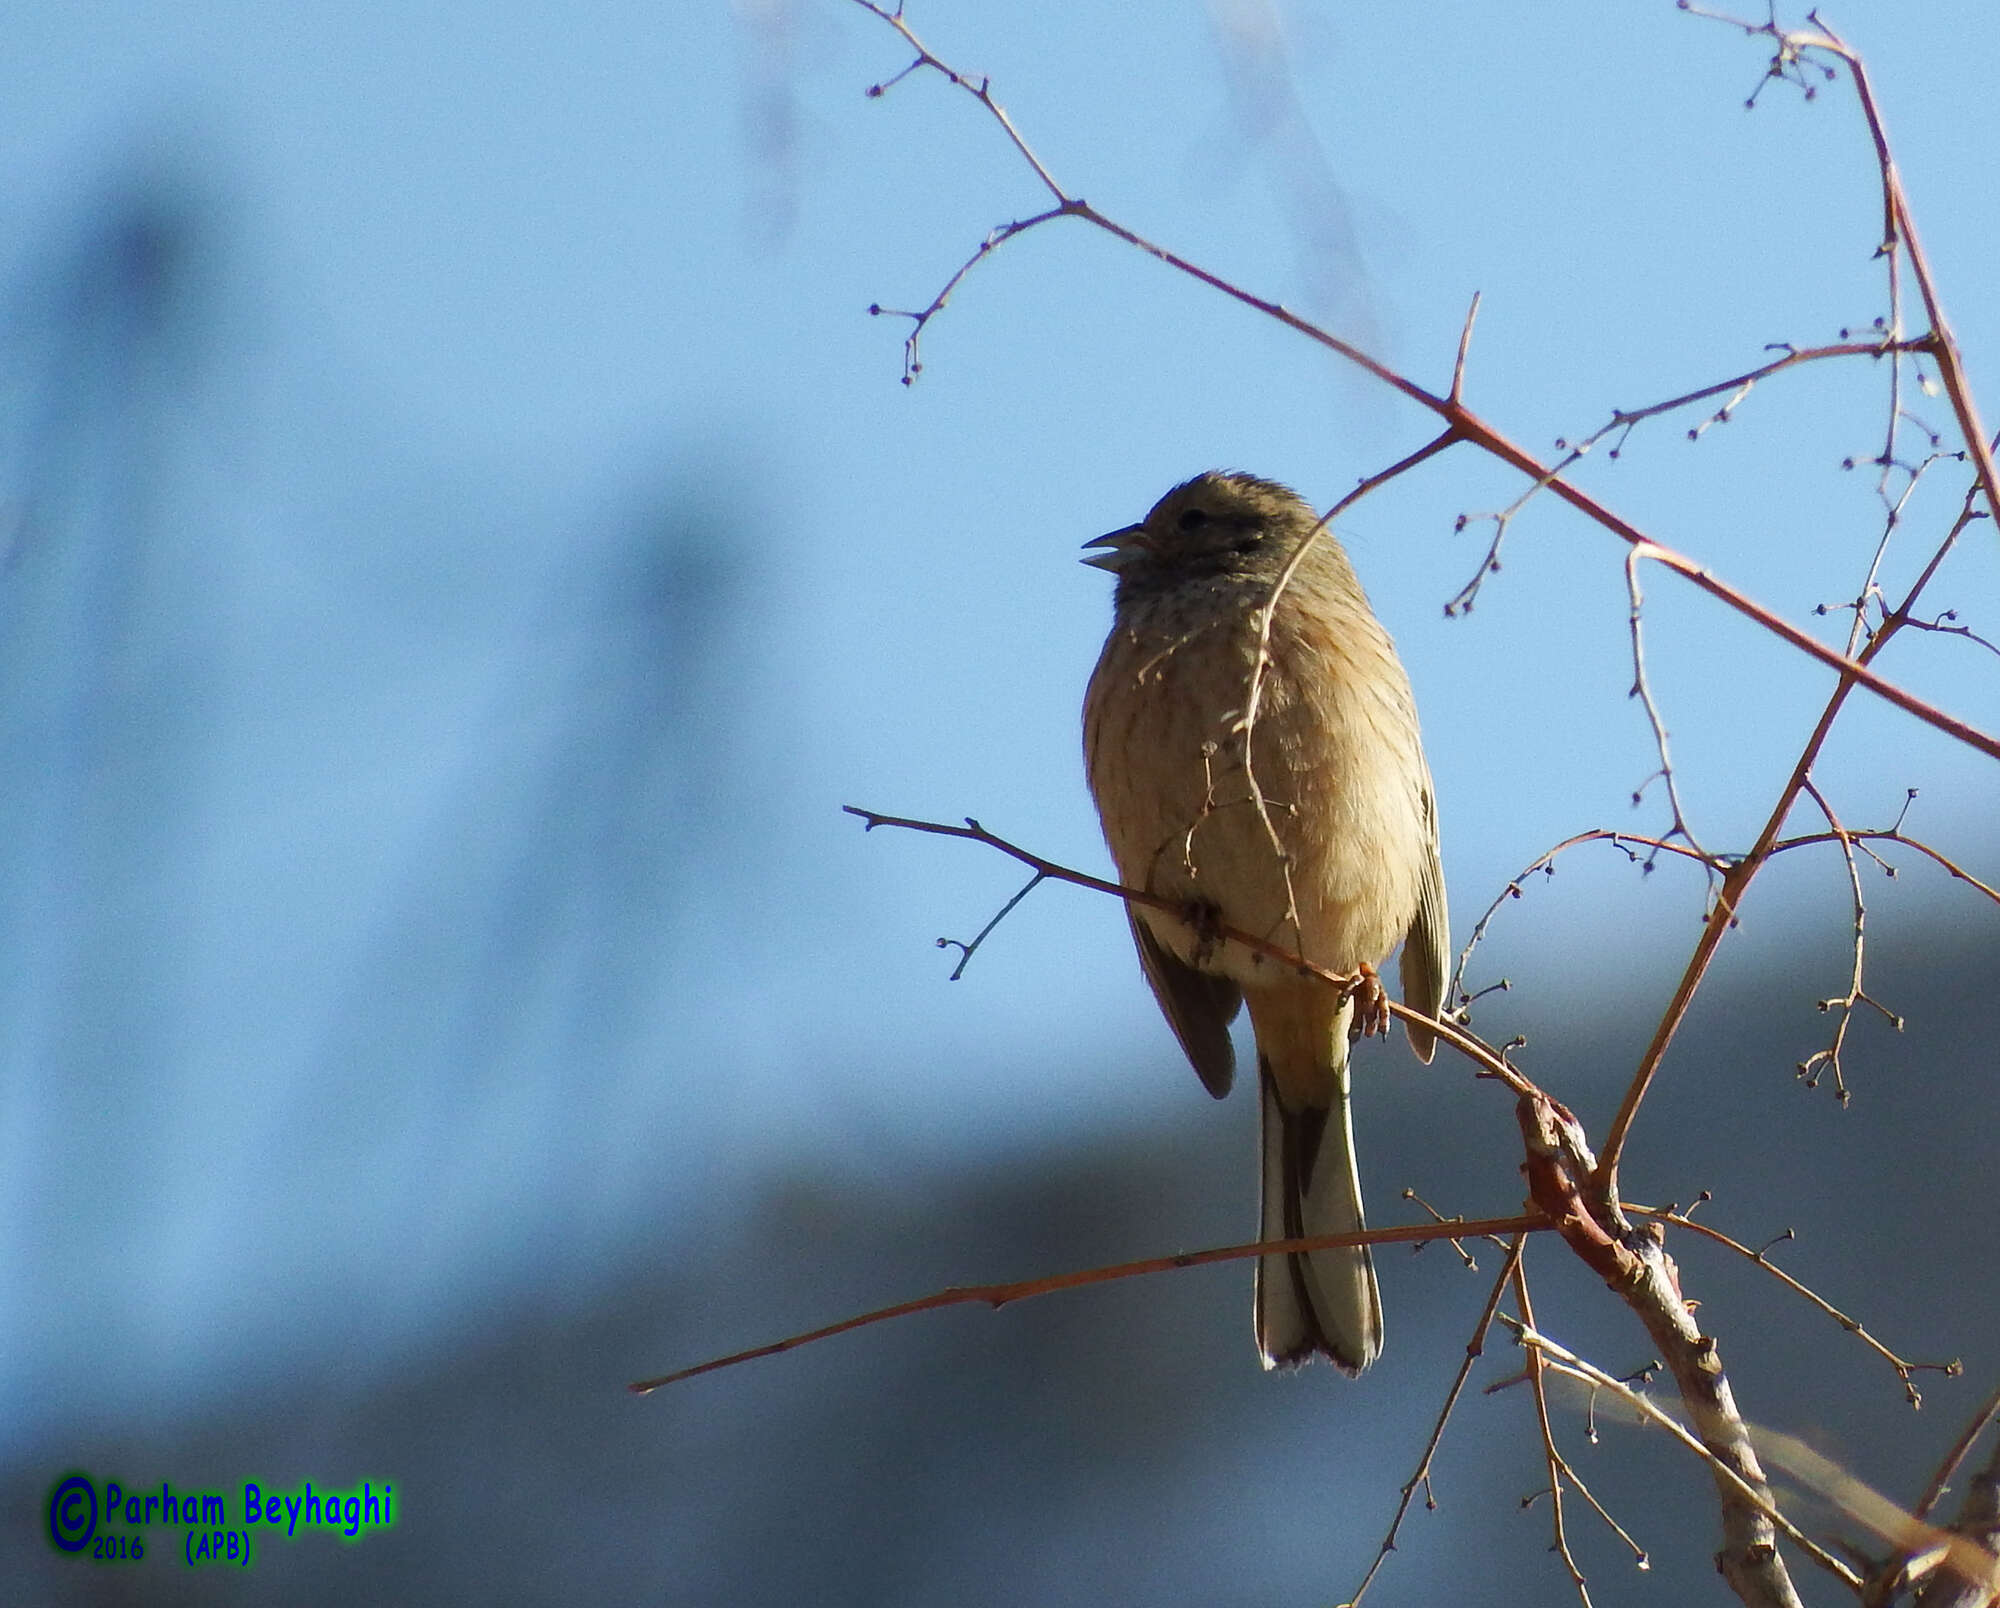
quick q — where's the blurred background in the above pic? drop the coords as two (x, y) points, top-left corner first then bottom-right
(3, 1), (1997, 1602)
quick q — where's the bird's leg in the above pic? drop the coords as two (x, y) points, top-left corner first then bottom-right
(1346, 962), (1390, 1041)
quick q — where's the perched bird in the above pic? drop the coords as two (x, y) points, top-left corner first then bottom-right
(1082, 471), (1448, 1372)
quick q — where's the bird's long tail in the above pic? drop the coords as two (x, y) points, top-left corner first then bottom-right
(1254, 1039), (1381, 1373)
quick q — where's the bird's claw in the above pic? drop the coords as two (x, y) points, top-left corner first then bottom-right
(1348, 962), (1390, 1041)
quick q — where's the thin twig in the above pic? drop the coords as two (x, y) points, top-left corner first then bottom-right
(1794, 777), (1905, 1104)
(1905, 607), (2000, 662)
(844, 807), (1541, 1094)
(1773, 825), (2000, 908)
(1451, 816), (1996, 1016)
(1919, 1385), (2000, 1525)
(1596, 9), (2000, 1182)
(868, 204), (1074, 383)
(847, 0), (2000, 763)
(1450, 291), (1482, 404)
(1447, 332), (1923, 612)
(1511, 1255), (1609, 1605)
(936, 870), (1046, 979)
(1449, 829), (1728, 1009)
(1508, 1321), (1863, 1593)
(1401, 1187), (1497, 1267)
(1344, 1235), (1529, 1608)
(1234, 429), (1464, 952)
(1631, 1205), (1959, 1406)
(1624, 543), (1715, 877)
(629, 1213), (1546, 1393)
(1832, 449), (1958, 660)
(1911, 1415), (2000, 1608)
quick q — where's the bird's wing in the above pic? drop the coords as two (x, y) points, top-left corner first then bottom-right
(1128, 908), (1241, 1098)
(1398, 773), (1450, 1064)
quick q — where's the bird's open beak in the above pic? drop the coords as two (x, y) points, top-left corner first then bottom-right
(1081, 522), (1148, 572)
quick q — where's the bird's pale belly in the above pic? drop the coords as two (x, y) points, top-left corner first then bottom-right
(1087, 616), (1424, 988)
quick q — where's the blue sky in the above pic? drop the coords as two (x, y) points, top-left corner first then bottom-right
(3, 0), (1996, 1468)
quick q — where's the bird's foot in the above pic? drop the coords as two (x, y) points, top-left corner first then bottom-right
(1347, 962), (1390, 1040)
(1181, 898), (1227, 967)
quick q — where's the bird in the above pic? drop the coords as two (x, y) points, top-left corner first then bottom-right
(1081, 471), (1448, 1373)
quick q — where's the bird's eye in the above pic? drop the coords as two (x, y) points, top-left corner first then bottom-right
(1176, 507), (1210, 533)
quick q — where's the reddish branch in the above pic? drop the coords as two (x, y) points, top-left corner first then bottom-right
(629, 1211), (1543, 1394)
(1515, 1087), (1802, 1605)
(828, 811), (1815, 1604)
(849, 0), (1998, 769)
(823, 10), (1999, 1606)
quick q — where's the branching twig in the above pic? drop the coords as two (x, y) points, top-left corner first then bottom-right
(1632, 1206), (1959, 1406)
(1624, 543), (1715, 877)
(1343, 1235), (1529, 1608)
(1774, 822), (2000, 910)
(1903, 607), (2000, 664)
(868, 204), (1075, 383)
(1401, 1186), (1500, 1267)
(936, 870), (1046, 979)
(1599, 11), (1998, 1186)
(1794, 776), (1905, 1104)
(1508, 1321), (1859, 1597)
(847, 0), (2000, 766)
(832, 13), (1999, 1608)
(1450, 813), (1996, 1018)
(1510, 1254), (1630, 1606)
(1831, 449), (1961, 660)
(1450, 829), (1729, 1010)
(843, 806), (1541, 1092)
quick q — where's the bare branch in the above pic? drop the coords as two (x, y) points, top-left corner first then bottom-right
(843, 806), (1542, 1093)
(833, 13), (1999, 1606)
(1794, 776), (1905, 1103)
(868, 204), (1074, 383)
(1903, 607), (2000, 663)
(847, 0), (2000, 764)
(1903, 1398), (2000, 1608)
(1512, 1094), (1807, 1606)
(628, 1212), (1545, 1394)
(1624, 543), (1715, 877)
(1450, 829), (1728, 1010)
(1740, 1427), (2000, 1608)
(1772, 825), (2000, 909)
(934, 869), (1047, 979)
(1512, 1254), (1621, 1605)
(1633, 1205), (1960, 1406)
(1511, 1323), (1854, 1601)
(845, 7), (2000, 1208)
(1919, 1385), (2000, 1526)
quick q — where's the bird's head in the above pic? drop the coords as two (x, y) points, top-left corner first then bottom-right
(1083, 471), (1320, 592)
